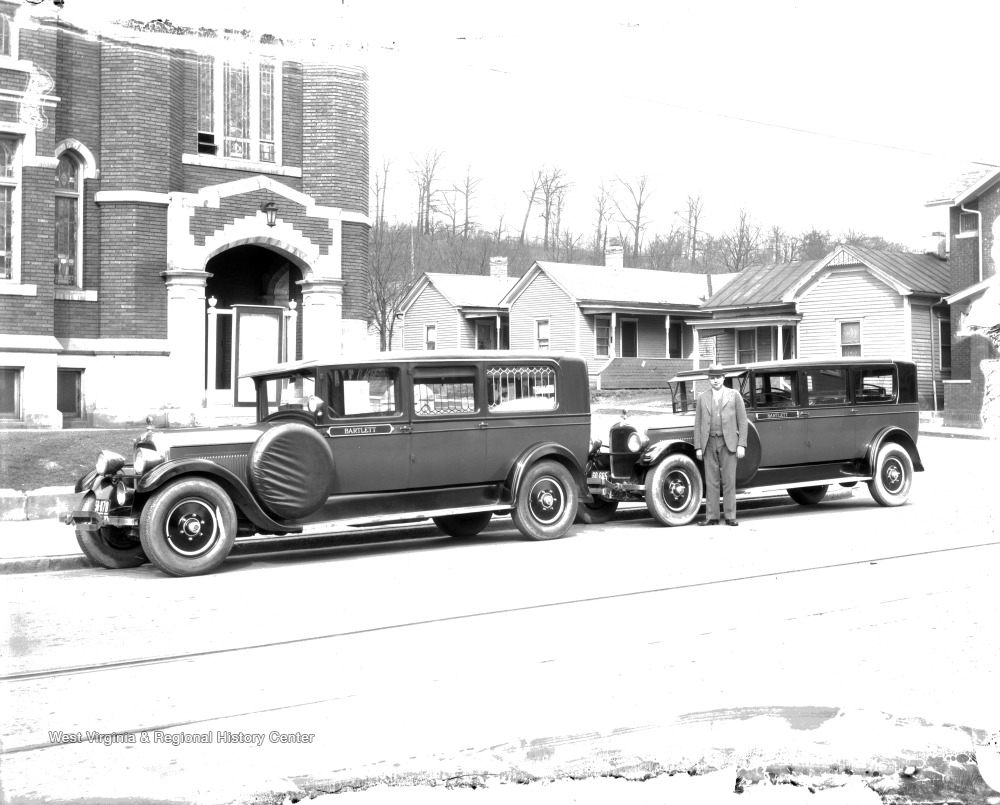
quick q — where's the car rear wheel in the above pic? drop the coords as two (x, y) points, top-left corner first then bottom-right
(511, 460), (577, 541)
(75, 493), (148, 569)
(140, 478), (237, 577)
(788, 485), (828, 505)
(575, 496), (620, 525)
(433, 511), (493, 538)
(646, 453), (703, 527)
(868, 443), (913, 507)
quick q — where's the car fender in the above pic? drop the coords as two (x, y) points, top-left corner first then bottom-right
(135, 459), (300, 533)
(866, 427), (924, 473)
(74, 469), (101, 494)
(639, 438), (697, 467)
(504, 442), (588, 504)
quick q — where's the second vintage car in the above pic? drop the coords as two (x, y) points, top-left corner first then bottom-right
(583, 357), (924, 526)
(66, 351), (591, 576)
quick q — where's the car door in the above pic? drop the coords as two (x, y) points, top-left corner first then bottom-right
(320, 365), (410, 494)
(408, 364), (486, 489)
(848, 365), (898, 459)
(801, 365), (856, 463)
(747, 369), (810, 468)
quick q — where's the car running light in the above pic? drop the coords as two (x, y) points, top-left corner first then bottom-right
(626, 432), (646, 453)
(96, 450), (125, 475)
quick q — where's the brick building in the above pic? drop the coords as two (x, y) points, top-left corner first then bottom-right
(926, 166), (1000, 427)
(0, 3), (369, 428)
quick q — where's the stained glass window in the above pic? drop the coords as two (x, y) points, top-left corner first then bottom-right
(55, 153), (79, 286)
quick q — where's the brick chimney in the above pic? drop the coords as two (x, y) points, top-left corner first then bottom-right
(489, 256), (508, 279)
(605, 245), (624, 269)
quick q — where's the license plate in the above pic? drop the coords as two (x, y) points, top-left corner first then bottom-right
(589, 470), (610, 482)
(95, 499), (110, 516)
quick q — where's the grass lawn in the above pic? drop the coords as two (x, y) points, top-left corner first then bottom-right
(0, 429), (140, 492)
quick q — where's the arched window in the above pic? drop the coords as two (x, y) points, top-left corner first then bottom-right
(0, 136), (18, 281)
(55, 152), (80, 286)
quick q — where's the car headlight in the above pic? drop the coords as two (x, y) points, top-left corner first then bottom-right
(626, 432), (646, 453)
(134, 446), (165, 474)
(96, 450), (125, 475)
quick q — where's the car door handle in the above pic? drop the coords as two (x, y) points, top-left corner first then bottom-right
(478, 421), (487, 429)
(399, 425), (412, 434)
(797, 412), (810, 418)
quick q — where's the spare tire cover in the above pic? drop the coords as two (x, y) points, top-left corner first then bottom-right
(248, 422), (334, 520)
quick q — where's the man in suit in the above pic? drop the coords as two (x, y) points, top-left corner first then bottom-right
(694, 363), (748, 526)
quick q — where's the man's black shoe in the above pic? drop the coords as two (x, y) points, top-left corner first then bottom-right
(725, 519), (739, 526)
(698, 519), (719, 526)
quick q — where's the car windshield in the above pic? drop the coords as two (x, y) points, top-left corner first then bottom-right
(668, 373), (750, 413)
(257, 370), (318, 418)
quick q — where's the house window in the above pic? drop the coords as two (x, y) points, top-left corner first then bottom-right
(0, 367), (20, 419)
(959, 212), (979, 236)
(0, 15), (11, 57)
(736, 329), (756, 363)
(55, 153), (81, 286)
(595, 316), (611, 357)
(939, 319), (951, 369)
(840, 320), (862, 357)
(536, 319), (550, 350)
(424, 324), (436, 351)
(196, 55), (280, 164)
(0, 136), (18, 281)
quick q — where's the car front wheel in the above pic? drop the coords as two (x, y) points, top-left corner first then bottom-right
(574, 496), (619, 525)
(788, 485), (828, 505)
(868, 443), (914, 507)
(646, 453), (703, 526)
(511, 460), (578, 541)
(139, 478), (237, 577)
(433, 511), (493, 538)
(75, 493), (148, 569)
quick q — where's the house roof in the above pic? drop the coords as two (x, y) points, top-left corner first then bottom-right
(503, 261), (736, 310)
(399, 272), (517, 314)
(703, 247), (950, 311)
(925, 164), (1000, 207)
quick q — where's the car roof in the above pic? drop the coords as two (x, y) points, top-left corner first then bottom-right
(668, 356), (912, 383)
(242, 350), (579, 379)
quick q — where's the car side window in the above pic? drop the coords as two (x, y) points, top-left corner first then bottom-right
(804, 368), (848, 406)
(752, 372), (797, 408)
(325, 367), (400, 417)
(413, 368), (478, 415)
(487, 365), (557, 412)
(852, 368), (897, 404)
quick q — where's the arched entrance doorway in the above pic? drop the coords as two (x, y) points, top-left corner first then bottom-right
(204, 244), (305, 405)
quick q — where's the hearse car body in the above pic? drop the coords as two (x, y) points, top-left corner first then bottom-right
(67, 351), (591, 576)
(582, 358), (924, 526)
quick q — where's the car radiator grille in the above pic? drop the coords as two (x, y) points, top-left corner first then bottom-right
(609, 429), (636, 479)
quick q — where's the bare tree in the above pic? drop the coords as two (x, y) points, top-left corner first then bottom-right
(539, 166), (570, 251)
(593, 181), (613, 257)
(721, 208), (763, 272)
(410, 150), (444, 236)
(612, 175), (652, 263)
(367, 161), (411, 350)
(519, 169), (543, 244)
(646, 226), (685, 271)
(681, 194), (704, 264)
(454, 168), (481, 239)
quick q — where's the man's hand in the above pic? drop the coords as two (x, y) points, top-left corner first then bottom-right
(736, 446), (745, 460)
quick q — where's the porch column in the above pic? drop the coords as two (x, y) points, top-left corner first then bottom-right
(297, 278), (345, 358)
(496, 314), (501, 350)
(611, 312), (617, 357)
(665, 314), (671, 358)
(776, 324), (784, 361)
(161, 268), (212, 409)
(693, 327), (700, 370)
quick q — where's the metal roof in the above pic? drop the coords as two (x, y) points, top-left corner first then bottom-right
(925, 165), (1000, 206)
(422, 273), (517, 309)
(702, 259), (821, 309)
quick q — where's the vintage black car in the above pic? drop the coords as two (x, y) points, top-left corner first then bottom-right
(583, 358), (923, 526)
(66, 352), (591, 576)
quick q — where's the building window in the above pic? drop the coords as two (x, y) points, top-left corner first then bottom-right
(196, 55), (280, 164)
(840, 320), (862, 357)
(595, 316), (610, 357)
(0, 15), (11, 57)
(55, 153), (81, 286)
(0, 136), (18, 281)
(424, 324), (436, 351)
(959, 212), (979, 236)
(536, 319), (550, 350)
(736, 329), (756, 363)
(0, 367), (20, 419)
(939, 319), (951, 369)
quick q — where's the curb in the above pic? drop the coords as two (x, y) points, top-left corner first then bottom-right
(0, 487), (77, 523)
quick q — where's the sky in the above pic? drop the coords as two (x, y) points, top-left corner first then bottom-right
(56, 0), (1000, 251)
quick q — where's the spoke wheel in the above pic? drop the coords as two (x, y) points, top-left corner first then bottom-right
(75, 493), (147, 569)
(140, 478), (237, 576)
(511, 460), (578, 541)
(646, 453), (703, 527)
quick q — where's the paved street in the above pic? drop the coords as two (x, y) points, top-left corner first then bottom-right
(1, 437), (998, 804)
